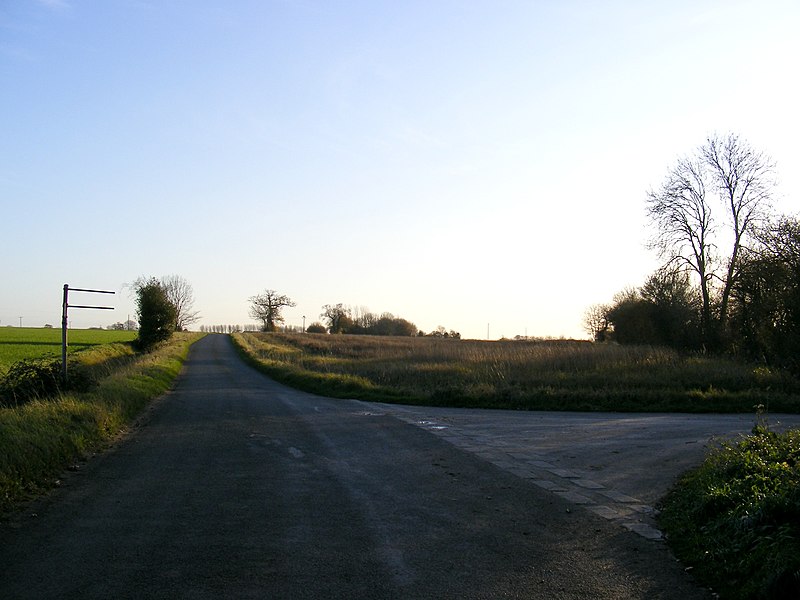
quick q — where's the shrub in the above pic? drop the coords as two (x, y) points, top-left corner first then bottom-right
(0, 358), (95, 408)
(135, 278), (176, 351)
(305, 322), (327, 334)
(659, 422), (800, 599)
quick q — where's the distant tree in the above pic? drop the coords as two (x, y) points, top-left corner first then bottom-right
(370, 314), (417, 337)
(646, 132), (776, 347)
(639, 268), (701, 349)
(582, 303), (611, 341)
(424, 326), (458, 339)
(135, 277), (176, 350)
(107, 318), (138, 331)
(161, 274), (200, 331)
(320, 303), (418, 336)
(370, 313), (395, 336)
(702, 134), (775, 334)
(249, 290), (296, 332)
(306, 322), (327, 334)
(320, 304), (354, 334)
(351, 306), (377, 333)
(646, 148), (714, 340)
(604, 272), (701, 348)
(606, 289), (658, 345)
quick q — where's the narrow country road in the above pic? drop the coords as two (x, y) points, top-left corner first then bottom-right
(0, 334), (709, 599)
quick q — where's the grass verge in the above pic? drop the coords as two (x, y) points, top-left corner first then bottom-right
(232, 332), (409, 402)
(0, 332), (203, 515)
(658, 416), (800, 599)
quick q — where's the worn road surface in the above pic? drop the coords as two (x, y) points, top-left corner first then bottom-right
(0, 333), (757, 598)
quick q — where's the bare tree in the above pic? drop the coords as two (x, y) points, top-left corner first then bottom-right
(582, 303), (611, 341)
(161, 274), (200, 331)
(702, 133), (775, 329)
(646, 132), (775, 345)
(131, 275), (199, 332)
(352, 305), (377, 331)
(249, 290), (296, 332)
(646, 155), (714, 337)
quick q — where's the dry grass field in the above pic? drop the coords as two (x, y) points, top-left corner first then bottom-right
(233, 332), (800, 413)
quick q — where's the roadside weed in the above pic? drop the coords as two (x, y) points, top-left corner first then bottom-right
(659, 423), (800, 599)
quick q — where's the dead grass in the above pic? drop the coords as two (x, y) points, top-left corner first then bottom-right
(232, 332), (800, 412)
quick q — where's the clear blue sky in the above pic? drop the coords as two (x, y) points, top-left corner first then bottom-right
(2, 1), (798, 339)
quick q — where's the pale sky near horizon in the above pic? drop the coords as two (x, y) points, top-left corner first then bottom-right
(1, 1), (798, 340)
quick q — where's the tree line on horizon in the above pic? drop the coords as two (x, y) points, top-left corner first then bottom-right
(584, 132), (800, 372)
(247, 292), (460, 338)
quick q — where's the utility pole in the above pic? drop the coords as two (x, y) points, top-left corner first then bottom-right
(19, 317), (23, 327)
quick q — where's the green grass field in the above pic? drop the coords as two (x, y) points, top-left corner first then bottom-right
(0, 327), (137, 373)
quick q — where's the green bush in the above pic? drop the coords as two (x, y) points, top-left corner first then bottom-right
(135, 277), (176, 351)
(0, 358), (95, 408)
(305, 323), (327, 334)
(659, 421), (800, 599)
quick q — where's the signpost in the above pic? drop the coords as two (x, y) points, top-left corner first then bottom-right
(61, 284), (115, 383)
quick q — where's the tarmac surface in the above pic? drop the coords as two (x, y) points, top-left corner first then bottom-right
(373, 404), (800, 541)
(3, 334), (796, 598)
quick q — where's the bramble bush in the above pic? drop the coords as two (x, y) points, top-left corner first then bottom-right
(0, 358), (95, 408)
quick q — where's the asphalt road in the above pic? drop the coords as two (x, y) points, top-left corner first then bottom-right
(0, 334), (728, 599)
(376, 402), (800, 540)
